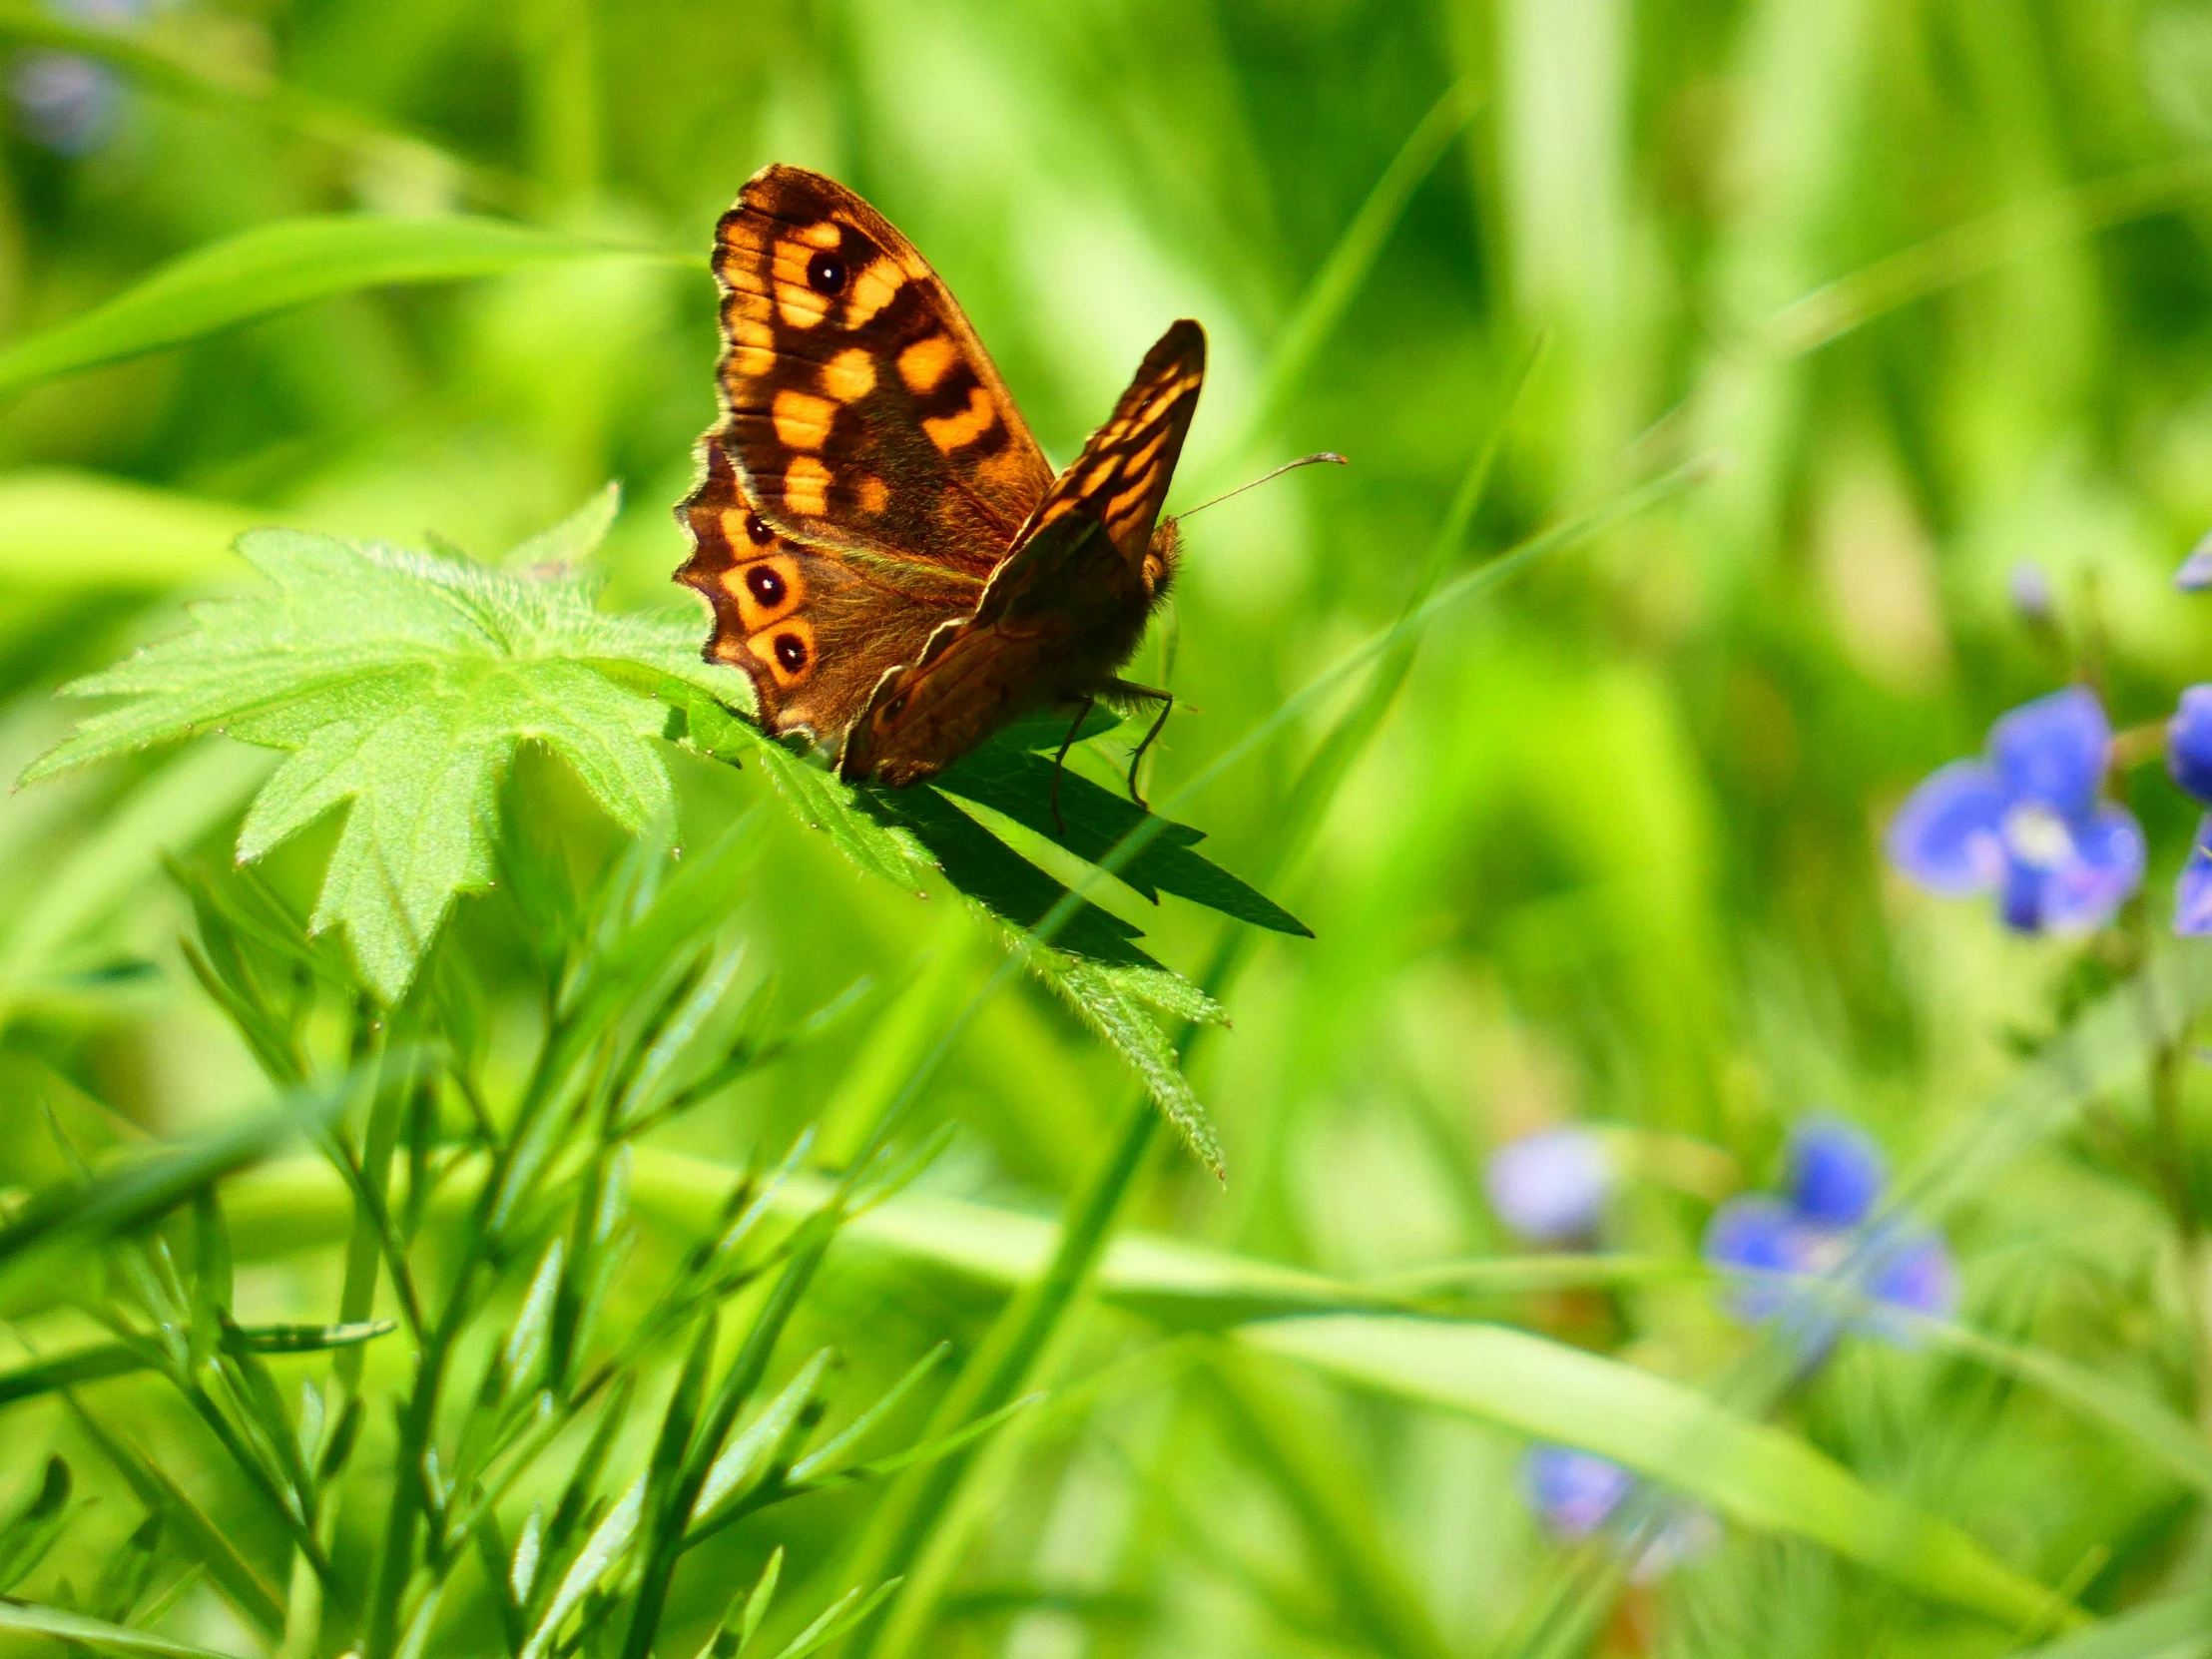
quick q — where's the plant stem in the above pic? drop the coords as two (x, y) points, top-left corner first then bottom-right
(2147, 1038), (2212, 1429)
(845, 1079), (1162, 1659)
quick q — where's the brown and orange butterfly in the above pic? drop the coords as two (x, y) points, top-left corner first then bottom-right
(675, 163), (1204, 810)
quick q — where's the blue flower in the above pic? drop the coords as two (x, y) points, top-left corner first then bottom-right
(1785, 1118), (1885, 1229)
(10, 51), (119, 155)
(2169, 687), (2212, 805)
(1521, 1444), (1632, 1538)
(1520, 1445), (1717, 1580)
(1485, 1128), (1612, 1245)
(8, 0), (148, 158)
(2177, 530), (2212, 591)
(1704, 1116), (1957, 1352)
(2179, 828), (2212, 936)
(2160, 688), (2212, 939)
(1886, 686), (2144, 933)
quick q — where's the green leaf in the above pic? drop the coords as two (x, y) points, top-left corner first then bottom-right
(0, 1455), (71, 1592)
(1202, 74), (1483, 477)
(503, 482), (624, 571)
(64, 1402), (285, 1639)
(1907, 1316), (2212, 1498)
(225, 1318), (395, 1355)
(0, 1082), (346, 1316)
(691, 1351), (832, 1529)
(787, 1346), (949, 1483)
(0, 744), (272, 1010)
(22, 528), (750, 1000)
(861, 786), (1159, 970)
(2005, 1587), (2212, 1658)
(90, 1512), (164, 1626)
(766, 1580), (903, 1659)
(1045, 960), (1225, 1180)
(0, 1344), (147, 1407)
(741, 1548), (784, 1650)
(522, 1477), (643, 1659)
(0, 215), (662, 397)
(929, 743), (1310, 935)
(0, 1598), (239, 1659)
(1236, 1316), (2069, 1630)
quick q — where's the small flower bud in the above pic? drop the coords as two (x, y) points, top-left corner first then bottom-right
(2006, 560), (2054, 625)
(1484, 1128), (1612, 1245)
(2178, 529), (2212, 591)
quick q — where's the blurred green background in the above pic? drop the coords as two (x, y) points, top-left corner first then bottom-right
(10, 1), (2212, 1656)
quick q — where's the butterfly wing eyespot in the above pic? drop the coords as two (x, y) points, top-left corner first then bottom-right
(678, 437), (962, 741)
(807, 251), (847, 294)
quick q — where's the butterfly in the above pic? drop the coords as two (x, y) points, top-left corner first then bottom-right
(675, 163), (1203, 814)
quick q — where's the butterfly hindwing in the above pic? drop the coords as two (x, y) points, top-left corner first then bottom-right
(676, 437), (973, 745)
(838, 320), (1207, 786)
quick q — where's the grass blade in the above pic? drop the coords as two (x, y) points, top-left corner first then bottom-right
(1239, 1315), (2068, 1629)
(2006, 1586), (2212, 1658)
(1203, 75), (1483, 477)
(0, 215), (667, 397)
(0, 1599), (239, 1658)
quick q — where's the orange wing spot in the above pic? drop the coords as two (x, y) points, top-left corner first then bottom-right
(715, 506), (757, 550)
(843, 258), (903, 327)
(898, 333), (956, 394)
(774, 242), (830, 327)
(857, 474), (889, 514)
(747, 616), (818, 687)
(923, 383), (996, 452)
(1123, 425), (1171, 474)
(773, 388), (836, 450)
(785, 455), (832, 515)
(798, 220), (842, 249)
(1105, 481), (1154, 525)
(721, 552), (805, 629)
(726, 313), (777, 379)
(823, 347), (876, 402)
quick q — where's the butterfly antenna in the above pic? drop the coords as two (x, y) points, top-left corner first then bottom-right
(1173, 451), (1348, 521)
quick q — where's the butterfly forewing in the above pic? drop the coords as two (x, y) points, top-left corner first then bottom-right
(711, 165), (1054, 567)
(1020, 318), (1207, 572)
(679, 164), (1064, 745)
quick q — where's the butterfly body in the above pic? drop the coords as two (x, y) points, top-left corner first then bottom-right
(676, 164), (1204, 792)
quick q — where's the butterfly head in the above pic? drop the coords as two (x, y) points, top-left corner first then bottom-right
(1142, 516), (1180, 604)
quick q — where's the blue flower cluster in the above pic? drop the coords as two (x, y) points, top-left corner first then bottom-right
(1703, 1117), (1955, 1349)
(1887, 542), (2212, 935)
(1498, 1118), (1950, 1569)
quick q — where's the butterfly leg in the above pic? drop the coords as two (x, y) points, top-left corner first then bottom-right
(1050, 697), (1095, 839)
(1112, 681), (1176, 811)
